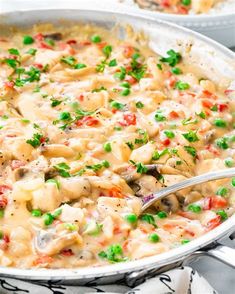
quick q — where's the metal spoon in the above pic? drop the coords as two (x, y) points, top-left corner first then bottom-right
(141, 168), (235, 212)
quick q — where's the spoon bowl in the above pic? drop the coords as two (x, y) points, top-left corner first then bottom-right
(141, 168), (235, 212)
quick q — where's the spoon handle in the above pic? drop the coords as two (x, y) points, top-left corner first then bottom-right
(141, 168), (235, 212)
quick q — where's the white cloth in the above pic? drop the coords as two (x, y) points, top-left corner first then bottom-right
(0, 267), (217, 294)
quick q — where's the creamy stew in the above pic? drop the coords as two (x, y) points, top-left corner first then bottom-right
(0, 23), (234, 269)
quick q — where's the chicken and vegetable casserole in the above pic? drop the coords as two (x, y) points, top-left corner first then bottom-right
(0, 23), (234, 269)
(134, 0), (224, 14)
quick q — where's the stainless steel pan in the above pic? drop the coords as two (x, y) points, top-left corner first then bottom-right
(0, 6), (235, 286)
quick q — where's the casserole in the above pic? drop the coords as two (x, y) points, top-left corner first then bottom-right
(117, 0), (235, 47)
(0, 7), (235, 286)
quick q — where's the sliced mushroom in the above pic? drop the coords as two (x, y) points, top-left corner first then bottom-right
(130, 175), (159, 197)
(43, 32), (62, 40)
(204, 130), (216, 144)
(14, 167), (30, 181)
(154, 194), (180, 213)
(34, 228), (81, 256)
(116, 163), (162, 184)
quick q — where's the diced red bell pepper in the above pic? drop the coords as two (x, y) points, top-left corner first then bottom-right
(66, 39), (77, 45)
(119, 113), (136, 126)
(224, 89), (234, 96)
(177, 6), (189, 14)
(161, 0), (171, 8)
(34, 33), (44, 42)
(108, 187), (124, 199)
(76, 116), (99, 127)
(123, 45), (135, 58)
(206, 215), (221, 231)
(0, 196), (8, 209)
(169, 111), (179, 119)
(4, 81), (15, 89)
(211, 196), (228, 209)
(201, 99), (213, 109)
(125, 75), (137, 85)
(33, 255), (53, 266)
(79, 40), (92, 46)
(38, 42), (53, 50)
(33, 63), (43, 70)
(217, 103), (228, 112)
(0, 185), (12, 195)
(161, 138), (171, 146)
(0, 234), (10, 251)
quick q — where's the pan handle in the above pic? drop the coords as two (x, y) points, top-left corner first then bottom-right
(184, 243), (235, 268)
(204, 244), (235, 267)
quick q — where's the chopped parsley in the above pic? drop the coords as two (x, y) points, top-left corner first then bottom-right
(110, 100), (125, 110)
(43, 208), (62, 226)
(130, 160), (148, 174)
(114, 66), (126, 80)
(46, 178), (60, 189)
(96, 60), (106, 72)
(164, 130), (175, 139)
(152, 148), (169, 160)
(182, 117), (198, 125)
(140, 214), (157, 227)
(27, 48), (37, 56)
(102, 45), (112, 58)
(196, 111), (206, 119)
(184, 146), (197, 157)
(171, 67), (182, 75)
(183, 130), (199, 142)
(8, 48), (20, 56)
(4, 58), (18, 69)
(61, 56), (76, 67)
(26, 133), (44, 148)
(74, 63), (86, 69)
(160, 49), (181, 67)
(54, 162), (71, 178)
(31, 209), (42, 217)
(59, 111), (72, 121)
(126, 141), (134, 150)
(51, 98), (62, 107)
(86, 160), (110, 172)
(109, 59), (117, 67)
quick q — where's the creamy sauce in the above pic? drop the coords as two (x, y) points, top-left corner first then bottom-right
(0, 23), (234, 269)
